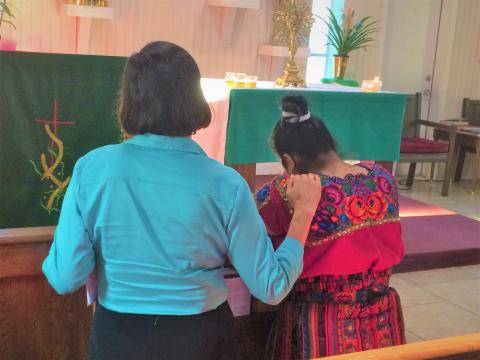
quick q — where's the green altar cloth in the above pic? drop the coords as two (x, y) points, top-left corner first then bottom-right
(225, 88), (406, 164)
(321, 77), (359, 87)
(0, 51), (126, 228)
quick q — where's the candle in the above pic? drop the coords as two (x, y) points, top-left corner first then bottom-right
(373, 76), (382, 91)
(361, 77), (382, 92)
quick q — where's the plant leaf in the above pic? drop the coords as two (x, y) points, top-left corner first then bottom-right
(1, 19), (15, 29)
(1, 3), (14, 17)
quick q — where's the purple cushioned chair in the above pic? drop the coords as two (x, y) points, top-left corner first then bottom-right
(398, 93), (457, 196)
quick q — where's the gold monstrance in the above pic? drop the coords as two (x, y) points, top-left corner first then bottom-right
(274, 0), (315, 87)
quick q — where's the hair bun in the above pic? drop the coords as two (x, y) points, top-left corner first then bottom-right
(281, 95), (309, 117)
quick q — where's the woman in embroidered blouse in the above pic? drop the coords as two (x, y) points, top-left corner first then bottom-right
(256, 95), (406, 359)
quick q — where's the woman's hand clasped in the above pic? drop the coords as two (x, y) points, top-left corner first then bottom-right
(286, 174), (322, 215)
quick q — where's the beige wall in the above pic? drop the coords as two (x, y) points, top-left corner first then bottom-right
(345, 0), (479, 178)
(345, 0), (479, 116)
(443, 0), (480, 179)
(0, 0), (76, 53)
(343, 0), (385, 82)
(444, 0), (480, 118)
(5, 0), (478, 107)
(3, 0), (286, 80)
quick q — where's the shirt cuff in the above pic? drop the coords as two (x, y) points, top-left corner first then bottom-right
(280, 236), (304, 255)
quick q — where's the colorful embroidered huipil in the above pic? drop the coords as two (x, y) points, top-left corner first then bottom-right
(256, 164), (406, 359)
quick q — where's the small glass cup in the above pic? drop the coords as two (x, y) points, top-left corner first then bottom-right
(246, 76), (258, 88)
(235, 73), (247, 88)
(225, 72), (236, 88)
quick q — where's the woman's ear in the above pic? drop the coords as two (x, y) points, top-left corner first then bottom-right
(282, 154), (296, 175)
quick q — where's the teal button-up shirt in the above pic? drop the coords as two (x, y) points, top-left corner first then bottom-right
(42, 134), (303, 315)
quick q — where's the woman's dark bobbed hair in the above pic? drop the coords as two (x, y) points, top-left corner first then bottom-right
(119, 41), (211, 137)
(272, 95), (337, 173)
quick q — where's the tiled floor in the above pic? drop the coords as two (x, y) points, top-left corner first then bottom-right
(391, 266), (480, 342)
(393, 180), (480, 342)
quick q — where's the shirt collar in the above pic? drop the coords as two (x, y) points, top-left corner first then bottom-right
(125, 134), (207, 156)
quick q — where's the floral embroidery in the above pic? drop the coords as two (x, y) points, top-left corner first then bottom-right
(307, 217), (400, 248)
(256, 184), (270, 210)
(321, 183), (345, 206)
(366, 192), (387, 220)
(345, 194), (368, 224)
(375, 174), (393, 195)
(269, 165), (400, 244)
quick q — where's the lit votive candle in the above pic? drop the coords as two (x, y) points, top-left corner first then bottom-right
(361, 80), (374, 92)
(361, 77), (382, 92)
(373, 76), (382, 91)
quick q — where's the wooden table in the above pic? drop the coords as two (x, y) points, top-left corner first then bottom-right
(434, 128), (480, 192)
(454, 131), (480, 192)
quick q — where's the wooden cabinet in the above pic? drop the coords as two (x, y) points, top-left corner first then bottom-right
(0, 227), (91, 360)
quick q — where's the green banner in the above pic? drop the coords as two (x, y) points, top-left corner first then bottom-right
(225, 88), (406, 164)
(0, 51), (126, 228)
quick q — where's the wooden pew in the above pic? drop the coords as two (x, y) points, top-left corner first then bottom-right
(0, 226), (91, 360)
(327, 333), (480, 360)
(3, 226), (479, 360)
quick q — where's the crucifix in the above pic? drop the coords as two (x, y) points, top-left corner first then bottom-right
(35, 98), (76, 165)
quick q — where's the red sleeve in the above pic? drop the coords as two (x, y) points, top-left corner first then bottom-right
(255, 176), (293, 249)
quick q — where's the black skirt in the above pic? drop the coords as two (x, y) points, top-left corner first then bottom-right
(88, 302), (234, 360)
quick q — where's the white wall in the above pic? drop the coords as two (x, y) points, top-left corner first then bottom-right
(343, 0), (385, 82)
(3, 0), (294, 81)
(346, 0), (479, 179)
(381, 0), (438, 95)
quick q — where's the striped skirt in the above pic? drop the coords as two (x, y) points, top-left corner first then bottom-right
(265, 269), (405, 360)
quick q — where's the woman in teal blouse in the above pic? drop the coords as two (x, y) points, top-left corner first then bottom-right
(42, 41), (322, 360)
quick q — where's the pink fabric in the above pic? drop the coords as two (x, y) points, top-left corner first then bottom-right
(301, 223), (404, 277)
(86, 270), (98, 306)
(191, 79), (231, 163)
(400, 137), (449, 154)
(192, 98), (229, 163)
(0, 40), (16, 51)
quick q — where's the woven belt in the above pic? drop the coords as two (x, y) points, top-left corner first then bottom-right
(288, 283), (389, 305)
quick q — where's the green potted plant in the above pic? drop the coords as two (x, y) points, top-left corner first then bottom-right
(322, 7), (378, 79)
(0, 0), (16, 51)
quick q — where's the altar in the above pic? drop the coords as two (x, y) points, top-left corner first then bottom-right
(0, 51), (406, 228)
(196, 78), (406, 188)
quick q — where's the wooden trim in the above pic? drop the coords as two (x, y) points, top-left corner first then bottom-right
(462, 98), (469, 118)
(0, 226), (55, 245)
(417, 119), (457, 132)
(415, 93), (422, 138)
(399, 153), (449, 163)
(325, 333), (480, 359)
(230, 163), (256, 191)
(0, 227), (55, 278)
(0, 242), (52, 278)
